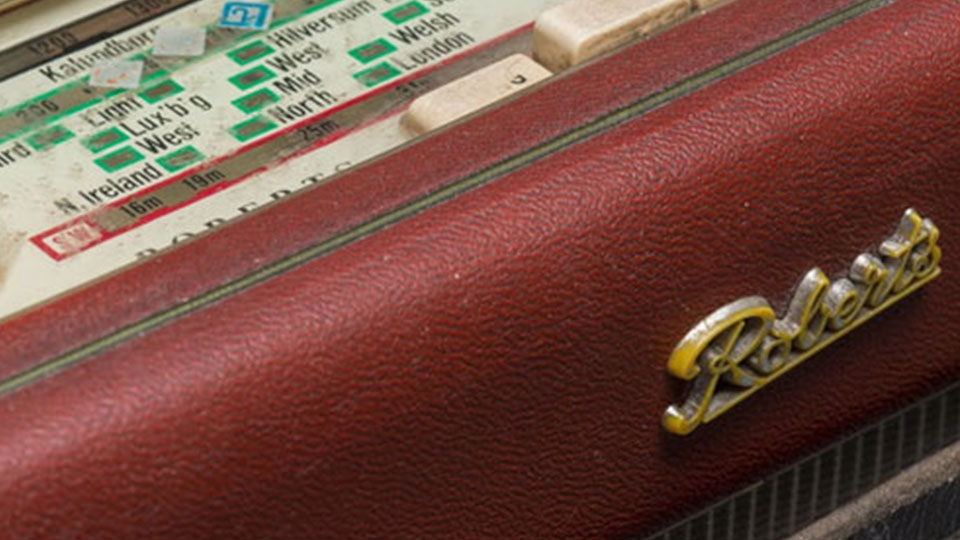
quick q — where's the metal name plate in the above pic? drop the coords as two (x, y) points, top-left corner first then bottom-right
(663, 209), (942, 435)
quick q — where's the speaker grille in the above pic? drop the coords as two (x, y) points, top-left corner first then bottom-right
(645, 382), (960, 540)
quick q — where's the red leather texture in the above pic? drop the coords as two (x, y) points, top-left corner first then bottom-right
(0, 0), (863, 381)
(3, 0), (960, 538)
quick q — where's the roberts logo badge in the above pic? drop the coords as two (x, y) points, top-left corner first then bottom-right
(663, 209), (941, 436)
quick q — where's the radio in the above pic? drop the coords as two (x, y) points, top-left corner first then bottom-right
(0, 0), (958, 538)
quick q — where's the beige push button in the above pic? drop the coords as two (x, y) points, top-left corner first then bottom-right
(534, 0), (692, 72)
(402, 54), (552, 135)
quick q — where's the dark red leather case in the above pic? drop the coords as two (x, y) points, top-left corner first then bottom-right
(2, 0), (959, 538)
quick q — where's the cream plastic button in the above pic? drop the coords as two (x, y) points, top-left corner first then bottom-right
(402, 54), (552, 136)
(533, 0), (692, 72)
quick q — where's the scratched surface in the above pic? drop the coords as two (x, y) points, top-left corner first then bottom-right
(0, 0), (566, 320)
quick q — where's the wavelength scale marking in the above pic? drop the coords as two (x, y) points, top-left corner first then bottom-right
(0, 0), (566, 320)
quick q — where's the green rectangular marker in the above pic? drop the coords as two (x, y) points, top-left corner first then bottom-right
(353, 62), (402, 88)
(0, 83), (99, 146)
(349, 38), (397, 64)
(139, 80), (185, 104)
(229, 66), (277, 90)
(94, 146), (145, 173)
(383, 1), (428, 24)
(25, 125), (74, 151)
(229, 116), (278, 142)
(158, 146), (205, 172)
(232, 88), (280, 114)
(83, 127), (130, 154)
(227, 40), (276, 65)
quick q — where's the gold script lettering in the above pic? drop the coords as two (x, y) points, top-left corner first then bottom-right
(663, 209), (941, 435)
